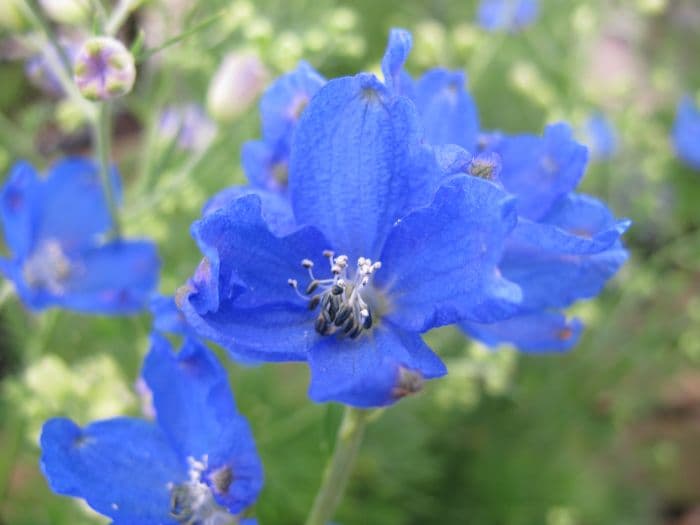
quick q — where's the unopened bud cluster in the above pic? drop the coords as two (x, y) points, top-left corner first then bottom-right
(73, 37), (136, 101)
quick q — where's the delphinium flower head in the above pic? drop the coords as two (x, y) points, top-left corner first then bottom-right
(379, 29), (629, 352)
(477, 0), (540, 32)
(672, 95), (700, 170)
(178, 36), (522, 407)
(73, 36), (136, 101)
(207, 52), (268, 123)
(0, 158), (159, 313)
(581, 112), (618, 161)
(40, 335), (263, 524)
(159, 104), (218, 153)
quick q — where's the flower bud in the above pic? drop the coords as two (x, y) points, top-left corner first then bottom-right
(206, 51), (268, 122)
(0, 0), (28, 31)
(39, 0), (90, 25)
(73, 37), (136, 101)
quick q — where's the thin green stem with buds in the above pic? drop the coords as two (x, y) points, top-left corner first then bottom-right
(304, 407), (374, 525)
(95, 103), (121, 238)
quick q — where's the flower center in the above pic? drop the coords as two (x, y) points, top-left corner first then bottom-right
(288, 251), (381, 339)
(22, 240), (72, 294)
(169, 456), (237, 525)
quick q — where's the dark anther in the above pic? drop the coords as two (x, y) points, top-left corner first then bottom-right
(305, 279), (320, 294)
(334, 305), (352, 326)
(328, 295), (340, 319)
(331, 283), (344, 295)
(349, 324), (363, 339)
(342, 317), (355, 334)
(362, 311), (373, 329)
(308, 295), (321, 310)
(315, 315), (331, 335)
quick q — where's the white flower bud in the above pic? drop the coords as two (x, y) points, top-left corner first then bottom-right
(39, 0), (91, 25)
(206, 52), (268, 122)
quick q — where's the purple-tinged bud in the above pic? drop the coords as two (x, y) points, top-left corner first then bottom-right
(158, 104), (217, 153)
(206, 51), (268, 122)
(73, 37), (136, 101)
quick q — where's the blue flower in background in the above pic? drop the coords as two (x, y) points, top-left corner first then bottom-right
(672, 95), (700, 170)
(0, 158), (159, 314)
(581, 112), (617, 161)
(40, 335), (263, 524)
(179, 71), (521, 407)
(461, 125), (630, 351)
(159, 103), (217, 153)
(477, 0), (540, 32)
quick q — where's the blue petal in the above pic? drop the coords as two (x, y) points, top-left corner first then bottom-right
(307, 323), (446, 407)
(57, 240), (160, 314)
(491, 123), (588, 220)
(462, 312), (583, 352)
(203, 185), (296, 236)
(191, 193), (328, 309)
(673, 96), (700, 170)
(40, 417), (184, 525)
(0, 161), (39, 260)
(241, 140), (289, 192)
(259, 60), (325, 148)
(289, 73), (442, 259)
(381, 28), (414, 95)
(515, 193), (631, 255)
(501, 195), (629, 311)
(582, 113), (617, 161)
(375, 175), (520, 332)
(35, 157), (121, 251)
(142, 335), (263, 514)
(414, 68), (479, 152)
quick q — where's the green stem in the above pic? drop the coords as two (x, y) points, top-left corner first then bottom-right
(304, 407), (371, 525)
(95, 103), (121, 238)
(106, 0), (139, 35)
(0, 281), (13, 309)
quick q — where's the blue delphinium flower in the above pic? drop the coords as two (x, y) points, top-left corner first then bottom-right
(40, 335), (263, 524)
(477, 0), (540, 32)
(581, 112), (617, 161)
(461, 125), (630, 351)
(178, 71), (521, 407)
(0, 158), (159, 313)
(672, 95), (700, 170)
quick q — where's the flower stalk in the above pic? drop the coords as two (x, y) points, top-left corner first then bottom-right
(304, 407), (372, 525)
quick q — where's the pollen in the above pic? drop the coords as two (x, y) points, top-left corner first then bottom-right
(22, 240), (72, 294)
(289, 251), (381, 339)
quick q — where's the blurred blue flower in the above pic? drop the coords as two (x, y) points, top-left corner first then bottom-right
(581, 112), (617, 161)
(672, 95), (700, 170)
(381, 29), (480, 152)
(0, 158), (159, 313)
(477, 0), (539, 32)
(179, 72), (521, 407)
(40, 335), (263, 524)
(461, 125), (630, 351)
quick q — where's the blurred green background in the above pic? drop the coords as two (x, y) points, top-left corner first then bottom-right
(1, 0), (700, 523)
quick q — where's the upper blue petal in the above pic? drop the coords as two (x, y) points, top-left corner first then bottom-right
(672, 96), (700, 170)
(375, 175), (520, 332)
(582, 112), (617, 161)
(307, 322), (446, 407)
(35, 157), (120, 252)
(381, 28), (414, 95)
(490, 123), (588, 221)
(142, 335), (263, 514)
(40, 417), (185, 525)
(289, 73), (443, 259)
(414, 68), (480, 153)
(462, 311), (583, 352)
